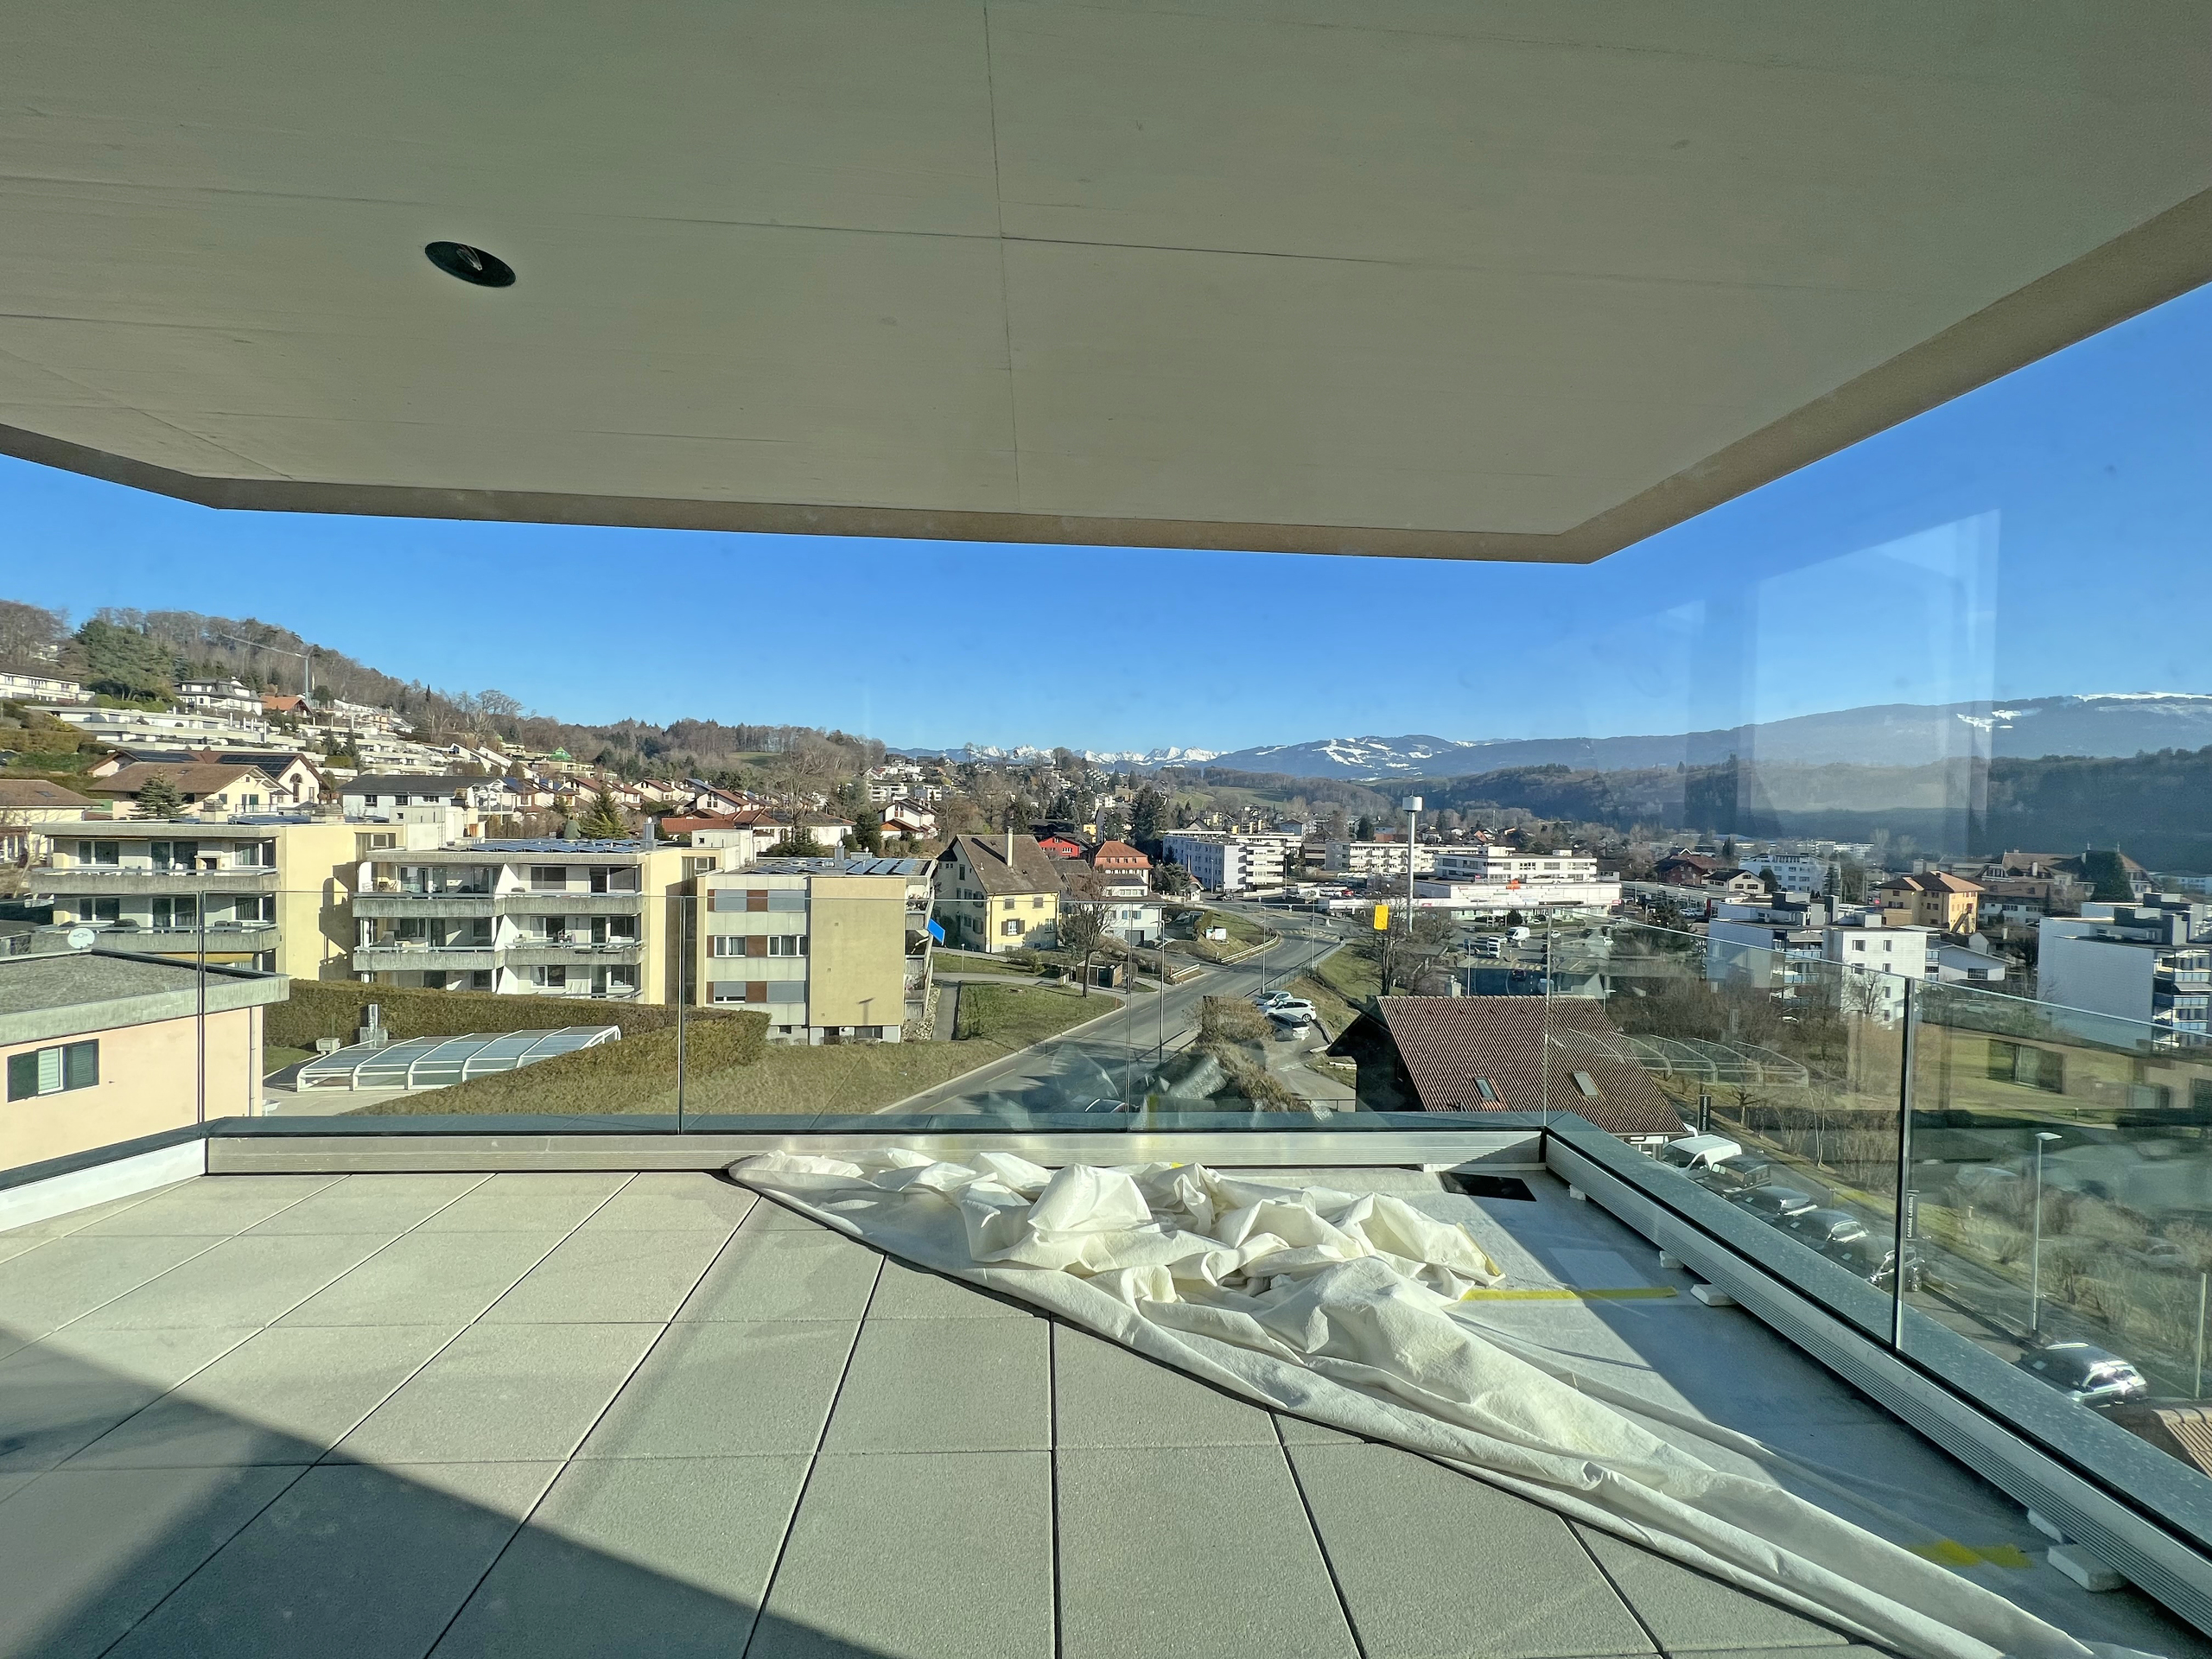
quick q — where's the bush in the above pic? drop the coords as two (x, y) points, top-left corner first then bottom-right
(1199, 996), (1272, 1044)
(270, 979), (765, 1067)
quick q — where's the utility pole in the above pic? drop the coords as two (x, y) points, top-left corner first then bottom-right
(1402, 795), (1422, 984)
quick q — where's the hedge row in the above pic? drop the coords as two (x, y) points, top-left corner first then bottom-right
(270, 978), (760, 1064)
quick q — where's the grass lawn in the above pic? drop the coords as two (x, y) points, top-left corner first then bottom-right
(1291, 968), (1361, 1038)
(933, 952), (1039, 977)
(1311, 947), (1380, 1011)
(361, 983), (1111, 1120)
(1208, 907), (1273, 946)
(262, 1045), (315, 1077)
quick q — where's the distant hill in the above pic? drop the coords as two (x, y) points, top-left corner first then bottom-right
(1199, 695), (2212, 781)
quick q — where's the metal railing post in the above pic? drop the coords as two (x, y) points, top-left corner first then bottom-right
(1892, 976), (1916, 1351)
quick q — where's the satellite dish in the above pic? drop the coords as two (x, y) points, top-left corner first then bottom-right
(67, 927), (97, 950)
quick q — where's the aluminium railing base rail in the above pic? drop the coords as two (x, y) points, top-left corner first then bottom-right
(7, 1109), (2212, 1636)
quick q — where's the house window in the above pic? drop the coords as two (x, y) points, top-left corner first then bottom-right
(766, 935), (806, 957)
(1570, 1071), (1601, 1099)
(76, 840), (119, 867)
(1002, 919), (1024, 937)
(531, 867), (567, 889)
(8, 1040), (98, 1101)
(1032, 897), (1046, 909)
(1470, 1077), (1498, 1102)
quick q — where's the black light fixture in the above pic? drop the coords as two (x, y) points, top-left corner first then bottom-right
(425, 241), (515, 288)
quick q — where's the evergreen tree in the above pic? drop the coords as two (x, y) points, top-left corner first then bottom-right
(134, 771), (185, 820)
(76, 618), (175, 702)
(1355, 814), (1375, 841)
(1129, 785), (1167, 845)
(851, 811), (884, 855)
(578, 788), (631, 839)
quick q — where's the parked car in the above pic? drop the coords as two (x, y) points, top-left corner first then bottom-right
(1819, 1234), (1923, 1293)
(2015, 1343), (2149, 1409)
(1781, 1208), (1869, 1249)
(1732, 1185), (1818, 1222)
(1692, 1154), (1774, 1194)
(1656, 1135), (1743, 1172)
(2126, 1239), (2196, 1274)
(1251, 991), (1295, 1010)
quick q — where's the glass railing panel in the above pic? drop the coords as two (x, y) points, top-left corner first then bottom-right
(1903, 976), (2212, 1487)
(1554, 917), (1909, 1336)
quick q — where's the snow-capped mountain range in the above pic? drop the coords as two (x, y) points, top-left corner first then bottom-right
(901, 694), (2212, 781)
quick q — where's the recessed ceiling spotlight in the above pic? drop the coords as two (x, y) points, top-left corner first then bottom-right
(425, 242), (515, 288)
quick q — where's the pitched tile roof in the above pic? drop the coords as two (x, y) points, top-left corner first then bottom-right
(87, 762), (276, 798)
(1377, 996), (1686, 1137)
(0, 779), (96, 810)
(945, 832), (1063, 897)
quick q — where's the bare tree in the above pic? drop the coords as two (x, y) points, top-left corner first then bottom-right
(1058, 902), (1109, 995)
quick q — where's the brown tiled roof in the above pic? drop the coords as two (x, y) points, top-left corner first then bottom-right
(88, 763), (276, 799)
(1377, 996), (1686, 1137)
(0, 779), (96, 810)
(1091, 839), (1150, 869)
(2108, 1402), (2212, 1478)
(946, 832), (1063, 897)
(1880, 871), (1983, 895)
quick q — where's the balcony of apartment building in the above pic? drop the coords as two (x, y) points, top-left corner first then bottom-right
(33, 835), (281, 898)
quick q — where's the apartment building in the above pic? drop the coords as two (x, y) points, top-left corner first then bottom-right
(1877, 871), (1982, 935)
(2041, 901), (2212, 1045)
(1738, 851), (1831, 893)
(1057, 861), (1166, 946)
(699, 855), (932, 1042)
(1323, 838), (1438, 880)
(353, 838), (709, 1001)
(30, 817), (366, 976)
(1708, 899), (1831, 995)
(932, 833), (1062, 953)
(1160, 830), (1303, 893)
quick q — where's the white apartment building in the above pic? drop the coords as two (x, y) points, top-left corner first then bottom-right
(56, 707), (274, 747)
(1414, 873), (1622, 917)
(1432, 849), (1598, 882)
(1160, 831), (1302, 893)
(1324, 839), (1437, 880)
(0, 670), (88, 704)
(1738, 852), (1833, 893)
(2041, 905), (2212, 1044)
(1822, 918), (1933, 1025)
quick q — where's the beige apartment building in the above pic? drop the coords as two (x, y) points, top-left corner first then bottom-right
(698, 856), (932, 1042)
(353, 838), (715, 1002)
(31, 817), (368, 978)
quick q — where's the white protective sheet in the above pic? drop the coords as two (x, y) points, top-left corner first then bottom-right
(732, 1150), (2161, 1659)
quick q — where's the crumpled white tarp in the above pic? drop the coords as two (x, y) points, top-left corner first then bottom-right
(732, 1149), (2158, 1659)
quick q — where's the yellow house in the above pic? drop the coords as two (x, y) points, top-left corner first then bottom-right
(931, 833), (1062, 955)
(33, 818), (366, 978)
(698, 856), (932, 1042)
(1878, 872), (1983, 936)
(0, 779), (100, 864)
(0, 950), (286, 1169)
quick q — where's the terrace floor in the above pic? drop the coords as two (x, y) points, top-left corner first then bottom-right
(0, 1164), (2205, 1659)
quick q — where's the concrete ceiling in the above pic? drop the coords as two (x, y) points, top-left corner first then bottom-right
(2, 3), (2207, 561)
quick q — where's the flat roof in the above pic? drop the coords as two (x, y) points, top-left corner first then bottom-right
(735, 856), (928, 879)
(0, 948), (288, 1046)
(1, 10), (2202, 562)
(0, 1165), (2199, 1659)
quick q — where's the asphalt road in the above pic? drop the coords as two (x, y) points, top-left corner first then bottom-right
(882, 917), (1345, 1116)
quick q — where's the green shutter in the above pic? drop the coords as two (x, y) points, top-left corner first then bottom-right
(64, 1041), (99, 1091)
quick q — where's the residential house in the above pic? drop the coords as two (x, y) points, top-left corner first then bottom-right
(87, 763), (289, 819)
(0, 779), (99, 864)
(1036, 835), (1084, 860)
(881, 799), (938, 839)
(92, 748), (326, 805)
(175, 677), (264, 721)
(29, 817), (371, 976)
(1353, 996), (1684, 1146)
(0, 950), (287, 1167)
(353, 838), (712, 1001)
(1653, 852), (1725, 887)
(931, 833), (1062, 953)
(262, 692), (312, 718)
(340, 773), (502, 819)
(1090, 840), (1151, 887)
(698, 855), (933, 1042)
(0, 670), (89, 704)
(1057, 860), (1166, 947)
(1877, 871), (1982, 935)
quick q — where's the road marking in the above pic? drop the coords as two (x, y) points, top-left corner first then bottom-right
(1909, 1541), (2032, 1569)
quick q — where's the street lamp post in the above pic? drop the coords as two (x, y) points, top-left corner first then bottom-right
(2029, 1130), (2063, 1338)
(1401, 796), (1422, 989)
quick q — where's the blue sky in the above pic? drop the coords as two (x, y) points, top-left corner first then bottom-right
(5, 283), (2205, 754)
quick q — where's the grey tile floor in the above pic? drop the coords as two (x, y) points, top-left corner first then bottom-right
(0, 1169), (2194, 1659)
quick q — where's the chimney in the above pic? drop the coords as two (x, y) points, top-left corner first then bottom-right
(1005, 828), (1014, 865)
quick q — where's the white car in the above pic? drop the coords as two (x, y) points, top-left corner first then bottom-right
(1268, 1000), (1318, 1025)
(1252, 991), (1296, 1010)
